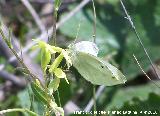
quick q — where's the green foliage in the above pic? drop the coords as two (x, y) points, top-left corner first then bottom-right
(106, 82), (160, 110)
(116, 93), (160, 115)
(60, 10), (120, 57)
(41, 47), (51, 72)
(33, 40), (72, 115)
(33, 39), (63, 72)
(60, 0), (160, 80)
(1, 0), (160, 116)
(48, 77), (60, 94)
(49, 53), (64, 73)
(31, 80), (48, 105)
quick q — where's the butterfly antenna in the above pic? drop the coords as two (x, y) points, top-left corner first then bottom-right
(120, 0), (160, 80)
(73, 18), (82, 44)
(91, 0), (96, 43)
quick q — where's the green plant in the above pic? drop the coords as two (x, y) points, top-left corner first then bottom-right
(0, 0), (128, 115)
(1, 0), (160, 115)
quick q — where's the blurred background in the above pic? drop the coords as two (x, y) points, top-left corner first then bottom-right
(0, 0), (160, 115)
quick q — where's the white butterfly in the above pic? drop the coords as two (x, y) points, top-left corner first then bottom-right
(68, 41), (126, 86)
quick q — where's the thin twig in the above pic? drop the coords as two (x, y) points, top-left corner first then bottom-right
(21, 0), (46, 32)
(133, 54), (160, 88)
(120, 0), (160, 79)
(93, 85), (96, 115)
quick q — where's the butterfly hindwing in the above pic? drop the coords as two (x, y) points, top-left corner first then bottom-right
(71, 52), (126, 86)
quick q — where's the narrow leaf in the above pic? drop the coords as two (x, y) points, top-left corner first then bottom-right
(41, 48), (51, 71)
(31, 82), (48, 104)
(48, 77), (60, 94)
(51, 46), (62, 53)
(54, 68), (66, 78)
(54, 68), (69, 84)
(33, 39), (62, 53)
(49, 53), (64, 73)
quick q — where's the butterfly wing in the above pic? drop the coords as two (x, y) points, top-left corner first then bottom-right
(71, 52), (126, 86)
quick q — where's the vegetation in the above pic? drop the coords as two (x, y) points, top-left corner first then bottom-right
(0, 0), (160, 116)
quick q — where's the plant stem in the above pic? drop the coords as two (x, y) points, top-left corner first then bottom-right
(91, 0), (97, 115)
(51, 0), (62, 108)
(57, 89), (62, 107)
(0, 28), (40, 84)
(93, 85), (96, 116)
(0, 108), (38, 116)
(120, 0), (160, 79)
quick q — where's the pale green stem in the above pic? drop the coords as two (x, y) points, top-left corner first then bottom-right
(0, 108), (38, 116)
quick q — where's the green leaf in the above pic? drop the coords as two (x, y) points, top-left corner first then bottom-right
(54, 68), (69, 84)
(33, 39), (62, 53)
(54, 68), (66, 78)
(49, 53), (64, 73)
(41, 48), (51, 71)
(115, 93), (160, 115)
(18, 87), (30, 110)
(106, 81), (160, 110)
(48, 77), (60, 94)
(18, 85), (45, 116)
(33, 39), (63, 71)
(54, 79), (72, 106)
(50, 45), (62, 53)
(31, 81), (48, 105)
